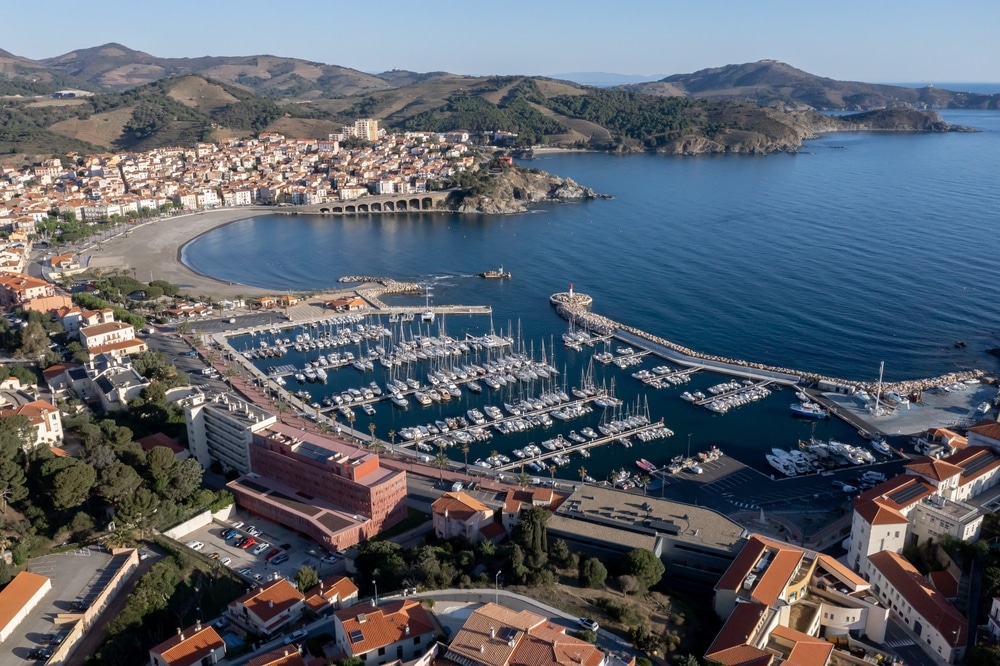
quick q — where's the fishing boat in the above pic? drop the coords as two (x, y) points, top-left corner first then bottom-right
(478, 265), (511, 279)
(790, 401), (828, 419)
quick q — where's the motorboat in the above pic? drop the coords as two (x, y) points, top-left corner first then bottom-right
(790, 402), (827, 419)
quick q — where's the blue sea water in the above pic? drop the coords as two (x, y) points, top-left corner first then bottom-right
(186, 110), (1000, 480)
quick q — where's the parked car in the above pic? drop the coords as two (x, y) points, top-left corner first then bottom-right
(185, 540), (205, 551)
(231, 521), (245, 529)
(222, 528), (238, 539)
(38, 633), (60, 645)
(271, 553), (289, 565)
(320, 553), (339, 564)
(284, 629), (308, 645)
(237, 567), (252, 576)
(235, 537), (249, 549)
(252, 542), (270, 556)
(577, 618), (599, 632)
(265, 548), (282, 561)
(246, 525), (261, 537)
(30, 647), (53, 660)
(240, 537), (257, 550)
(220, 557), (232, 567)
(209, 552), (220, 560)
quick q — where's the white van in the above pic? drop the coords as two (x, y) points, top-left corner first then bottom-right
(451, 481), (464, 493)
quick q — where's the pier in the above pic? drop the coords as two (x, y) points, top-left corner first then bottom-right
(491, 422), (669, 473)
(693, 380), (773, 406)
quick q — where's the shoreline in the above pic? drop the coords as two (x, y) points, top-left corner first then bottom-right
(87, 208), (275, 298)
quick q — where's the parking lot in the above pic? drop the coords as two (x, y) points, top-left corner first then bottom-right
(0, 548), (115, 663)
(178, 509), (346, 587)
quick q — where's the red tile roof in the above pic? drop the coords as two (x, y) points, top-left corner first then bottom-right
(150, 623), (224, 666)
(138, 432), (186, 455)
(967, 421), (1000, 443)
(247, 646), (306, 666)
(854, 498), (909, 526)
(705, 601), (773, 666)
(335, 599), (435, 656)
(857, 476), (934, 512)
(905, 457), (964, 482)
(752, 549), (803, 607)
(715, 536), (769, 594)
(432, 491), (491, 520)
(0, 572), (50, 632)
(868, 551), (966, 647)
(929, 570), (959, 599)
(816, 554), (869, 589)
(230, 579), (304, 625)
(769, 625), (833, 666)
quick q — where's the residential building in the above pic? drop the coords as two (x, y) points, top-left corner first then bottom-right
(0, 571), (52, 644)
(0, 398), (62, 448)
(184, 392), (277, 474)
(246, 646), (306, 666)
(546, 484), (747, 592)
(227, 423), (407, 551)
(227, 579), (305, 639)
(987, 597), (1000, 640)
(79, 321), (146, 358)
(432, 491), (503, 543)
(303, 575), (359, 614)
(148, 621), (226, 666)
(867, 551), (966, 663)
(0, 271), (54, 307)
(73, 353), (150, 411)
(333, 599), (435, 665)
(440, 602), (606, 666)
(501, 486), (562, 532)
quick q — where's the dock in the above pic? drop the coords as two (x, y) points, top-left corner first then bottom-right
(491, 422), (669, 473)
(694, 380), (773, 406)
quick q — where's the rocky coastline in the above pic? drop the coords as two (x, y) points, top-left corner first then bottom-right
(448, 166), (611, 215)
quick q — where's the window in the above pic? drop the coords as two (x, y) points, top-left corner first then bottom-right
(378, 647), (385, 656)
(414, 635), (421, 644)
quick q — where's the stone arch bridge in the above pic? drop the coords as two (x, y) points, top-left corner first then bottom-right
(297, 190), (454, 215)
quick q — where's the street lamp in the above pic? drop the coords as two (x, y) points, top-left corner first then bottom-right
(372, 580), (378, 606)
(495, 571), (501, 605)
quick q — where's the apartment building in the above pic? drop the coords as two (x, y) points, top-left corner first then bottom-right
(227, 579), (305, 638)
(184, 392), (277, 474)
(0, 271), (54, 307)
(79, 321), (146, 358)
(431, 491), (502, 543)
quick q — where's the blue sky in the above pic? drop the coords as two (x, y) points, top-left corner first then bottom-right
(6, 0), (999, 82)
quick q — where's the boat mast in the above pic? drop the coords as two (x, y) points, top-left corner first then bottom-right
(873, 361), (885, 416)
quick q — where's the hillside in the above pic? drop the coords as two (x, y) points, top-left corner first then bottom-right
(41, 42), (392, 98)
(627, 60), (1000, 111)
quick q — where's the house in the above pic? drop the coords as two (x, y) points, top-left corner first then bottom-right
(0, 571), (52, 644)
(501, 486), (560, 532)
(0, 271), (54, 307)
(226, 579), (305, 638)
(303, 575), (359, 614)
(246, 646), (306, 666)
(987, 597), (1000, 640)
(137, 432), (190, 462)
(431, 491), (501, 543)
(79, 321), (146, 358)
(440, 602), (607, 666)
(333, 599), (436, 665)
(74, 353), (150, 411)
(0, 398), (62, 448)
(325, 296), (368, 312)
(148, 621), (226, 666)
(42, 362), (78, 392)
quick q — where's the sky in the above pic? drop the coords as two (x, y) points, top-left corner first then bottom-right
(5, 0), (1000, 82)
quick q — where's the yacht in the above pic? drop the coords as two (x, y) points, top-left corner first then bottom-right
(391, 394), (408, 409)
(466, 381), (483, 394)
(790, 401), (828, 419)
(362, 403), (376, 416)
(765, 451), (797, 476)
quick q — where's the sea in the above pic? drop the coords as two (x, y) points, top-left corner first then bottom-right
(185, 110), (1000, 482)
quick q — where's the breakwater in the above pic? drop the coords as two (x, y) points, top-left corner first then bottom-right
(338, 276), (424, 309)
(551, 292), (986, 395)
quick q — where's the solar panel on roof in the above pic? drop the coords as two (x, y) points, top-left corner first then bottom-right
(960, 451), (997, 476)
(349, 629), (364, 643)
(498, 627), (517, 641)
(889, 482), (928, 505)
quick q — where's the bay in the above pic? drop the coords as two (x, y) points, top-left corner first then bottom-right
(188, 110), (1000, 483)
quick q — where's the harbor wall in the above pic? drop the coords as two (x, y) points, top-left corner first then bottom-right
(552, 293), (985, 394)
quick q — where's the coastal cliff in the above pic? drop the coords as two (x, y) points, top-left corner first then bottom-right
(447, 164), (610, 214)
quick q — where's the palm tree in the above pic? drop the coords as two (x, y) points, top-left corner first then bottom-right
(434, 449), (450, 481)
(368, 422), (376, 448)
(316, 420), (331, 434)
(347, 411), (356, 442)
(579, 466), (588, 485)
(549, 464), (557, 482)
(518, 463), (530, 489)
(461, 442), (470, 473)
(640, 475), (652, 496)
(387, 429), (396, 454)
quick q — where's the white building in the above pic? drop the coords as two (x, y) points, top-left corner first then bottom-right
(184, 393), (277, 474)
(0, 572), (51, 644)
(79, 321), (146, 358)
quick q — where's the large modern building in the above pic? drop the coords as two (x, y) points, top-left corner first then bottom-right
(185, 393), (277, 474)
(546, 484), (747, 592)
(227, 423), (408, 551)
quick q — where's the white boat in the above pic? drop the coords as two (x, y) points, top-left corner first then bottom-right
(362, 403), (375, 416)
(680, 391), (696, 402)
(765, 452), (797, 476)
(391, 394), (408, 409)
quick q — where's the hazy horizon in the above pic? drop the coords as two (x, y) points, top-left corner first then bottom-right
(5, 0), (999, 83)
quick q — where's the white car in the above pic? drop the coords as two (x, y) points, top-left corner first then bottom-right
(231, 521), (245, 529)
(321, 553), (339, 564)
(577, 618), (599, 632)
(220, 557), (232, 567)
(252, 542), (270, 555)
(185, 540), (205, 551)
(284, 629), (308, 645)
(246, 526), (261, 537)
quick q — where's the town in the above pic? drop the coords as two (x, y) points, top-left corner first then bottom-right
(0, 123), (998, 666)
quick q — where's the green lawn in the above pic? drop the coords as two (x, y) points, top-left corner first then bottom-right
(372, 508), (431, 541)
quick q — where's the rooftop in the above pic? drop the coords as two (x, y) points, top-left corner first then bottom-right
(552, 484), (746, 553)
(335, 599), (435, 656)
(230, 579), (304, 625)
(0, 571), (50, 632)
(150, 623), (225, 666)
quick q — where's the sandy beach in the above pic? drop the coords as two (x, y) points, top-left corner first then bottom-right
(85, 208), (274, 298)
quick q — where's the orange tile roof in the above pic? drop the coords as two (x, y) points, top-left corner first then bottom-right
(929, 570), (959, 599)
(967, 420), (1000, 442)
(716, 536), (769, 593)
(857, 476), (934, 512)
(815, 554), (869, 589)
(854, 498), (909, 526)
(231, 579), (304, 625)
(137, 432), (186, 455)
(503, 487), (556, 513)
(770, 625), (833, 666)
(0, 571), (50, 632)
(247, 646), (307, 666)
(868, 551), (966, 647)
(335, 599), (435, 656)
(304, 575), (358, 611)
(81, 321), (134, 337)
(432, 491), (491, 520)
(705, 601), (773, 666)
(943, 446), (1000, 484)
(905, 457), (964, 482)
(86, 338), (147, 355)
(151, 624), (225, 666)
(752, 549), (803, 607)
(513, 621), (605, 666)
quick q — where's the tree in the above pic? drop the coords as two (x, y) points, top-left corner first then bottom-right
(146, 446), (178, 494)
(167, 458), (203, 503)
(97, 462), (143, 505)
(0, 414), (33, 458)
(624, 548), (665, 591)
(51, 461), (96, 511)
(461, 442), (470, 473)
(117, 486), (159, 534)
(579, 557), (607, 588)
(434, 449), (449, 481)
(295, 564), (319, 592)
(177, 321), (192, 335)
(354, 540), (406, 590)
(549, 538), (570, 564)
(0, 458), (28, 514)
(15, 320), (48, 358)
(6, 365), (36, 386)
(618, 574), (641, 596)
(387, 429), (396, 452)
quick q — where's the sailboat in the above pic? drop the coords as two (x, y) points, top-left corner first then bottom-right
(421, 287), (435, 323)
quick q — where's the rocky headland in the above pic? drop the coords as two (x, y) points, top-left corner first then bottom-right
(447, 165), (611, 214)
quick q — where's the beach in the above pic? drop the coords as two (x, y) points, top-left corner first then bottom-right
(85, 208), (273, 298)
